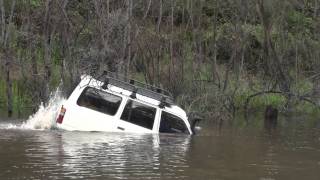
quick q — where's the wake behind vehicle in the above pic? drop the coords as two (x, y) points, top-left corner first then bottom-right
(56, 71), (200, 135)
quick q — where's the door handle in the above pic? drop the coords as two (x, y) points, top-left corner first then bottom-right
(117, 126), (125, 131)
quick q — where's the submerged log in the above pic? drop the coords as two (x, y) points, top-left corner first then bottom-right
(264, 105), (278, 129)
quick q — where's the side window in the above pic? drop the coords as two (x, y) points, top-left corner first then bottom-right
(159, 111), (188, 134)
(120, 100), (156, 130)
(77, 87), (122, 116)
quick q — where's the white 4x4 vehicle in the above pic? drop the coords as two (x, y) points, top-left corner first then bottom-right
(56, 71), (200, 135)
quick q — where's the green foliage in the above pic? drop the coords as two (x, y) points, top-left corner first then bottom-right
(30, 0), (41, 8)
(249, 94), (286, 110)
(286, 10), (314, 36)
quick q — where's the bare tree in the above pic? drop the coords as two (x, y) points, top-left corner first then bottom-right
(43, 0), (54, 102)
(256, 0), (291, 93)
(1, 0), (16, 117)
(0, 0), (5, 43)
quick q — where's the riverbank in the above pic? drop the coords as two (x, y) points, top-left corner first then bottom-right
(1, 72), (319, 130)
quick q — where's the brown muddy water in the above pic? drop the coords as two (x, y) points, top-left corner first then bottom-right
(0, 120), (319, 180)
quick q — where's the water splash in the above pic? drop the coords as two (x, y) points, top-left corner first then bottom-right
(5, 87), (66, 130)
(24, 88), (66, 130)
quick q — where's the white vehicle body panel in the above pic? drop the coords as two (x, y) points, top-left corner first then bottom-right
(56, 75), (192, 134)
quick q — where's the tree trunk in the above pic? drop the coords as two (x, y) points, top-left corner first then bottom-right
(315, 0), (318, 18)
(212, 0), (220, 87)
(125, 0), (132, 79)
(2, 0), (16, 117)
(4, 0), (15, 48)
(143, 0), (152, 20)
(0, 0), (5, 43)
(60, 0), (71, 84)
(43, 0), (52, 102)
(169, 0), (175, 86)
(256, 0), (290, 93)
(157, 0), (163, 85)
(5, 51), (13, 117)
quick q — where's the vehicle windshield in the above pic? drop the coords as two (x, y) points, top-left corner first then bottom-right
(159, 111), (189, 134)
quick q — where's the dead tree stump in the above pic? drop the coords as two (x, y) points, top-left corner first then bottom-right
(264, 105), (278, 129)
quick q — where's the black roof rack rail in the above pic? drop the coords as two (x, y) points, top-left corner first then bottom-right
(95, 71), (174, 106)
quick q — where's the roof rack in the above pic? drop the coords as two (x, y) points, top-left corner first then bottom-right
(95, 71), (174, 106)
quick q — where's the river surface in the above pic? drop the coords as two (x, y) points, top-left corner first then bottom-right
(0, 120), (319, 180)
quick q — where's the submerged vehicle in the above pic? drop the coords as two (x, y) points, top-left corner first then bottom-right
(56, 71), (201, 135)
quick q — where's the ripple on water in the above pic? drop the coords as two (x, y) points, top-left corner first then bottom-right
(1, 121), (320, 180)
(0, 128), (191, 179)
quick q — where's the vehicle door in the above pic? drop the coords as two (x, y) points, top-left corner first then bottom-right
(74, 87), (123, 131)
(116, 99), (158, 133)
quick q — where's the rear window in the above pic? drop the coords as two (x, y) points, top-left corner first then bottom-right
(159, 111), (188, 134)
(120, 100), (156, 130)
(77, 87), (122, 116)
